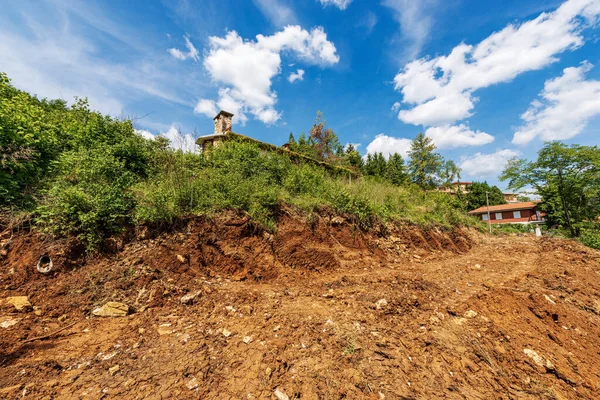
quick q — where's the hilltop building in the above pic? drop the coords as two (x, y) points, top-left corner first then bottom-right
(195, 110), (234, 152)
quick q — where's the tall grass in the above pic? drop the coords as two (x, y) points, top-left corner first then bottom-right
(133, 139), (475, 232)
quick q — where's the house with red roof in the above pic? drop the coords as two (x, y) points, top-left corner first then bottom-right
(468, 202), (545, 225)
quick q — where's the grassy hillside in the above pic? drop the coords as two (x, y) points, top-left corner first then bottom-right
(0, 72), (478, 250)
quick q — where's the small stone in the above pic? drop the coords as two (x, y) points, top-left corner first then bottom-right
(157, 324), (173, 336)
(177, 254), (186, 263)
(186, 377), (199, 390)
(273, 325), (281, 332)
(223, 329), (232, 337)
(0, 317), (20, 328)
(524, 348), (554, 370)
(108, 365), (120, 376)
(4, 296), (32, 312)
(180, 291), (202, 305)
(243, 336), (252, 344)
(92, 302), (130, 317)
(375, 299), (388, 310)
(33, 307), (43, 316)
(58, 314), (68, 322)
(265, 367), (272, 379)
(473, 264), (481, 269)
(274, 388), (289, 400)
(225, 305), (236, 313)
(464, 310), (478, 318)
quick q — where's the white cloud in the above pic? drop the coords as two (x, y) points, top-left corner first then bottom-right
(136, 125), (198, 153)
(134, 128), (155, 140)
(365, 134), (412, 159)
(199, 26), (339, 125)
(253, 0), (297, 27)
(391, 101), (401, 112)
(318, 0), (352, 10)
(424, 124), (494, 149)
(459, 149), (520, 178)
(382, 0), (439, 62)
(392, 0), (600, 126)
(513, 62), (600, 144)
(194, 98), (218, 118)
(160, 125), (198, 153)
(288, 69), (305, 83)
(168, 35), (200, 61)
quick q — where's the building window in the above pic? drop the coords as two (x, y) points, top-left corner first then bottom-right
(495, 213), (503, 220)
(482, 214), (489, 221)
(513, 211), (521, 219)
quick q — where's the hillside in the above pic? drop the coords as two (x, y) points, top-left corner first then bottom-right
(1, 212), (600, 399)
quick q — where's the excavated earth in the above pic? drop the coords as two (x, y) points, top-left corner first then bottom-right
(1, 211), (600, 399)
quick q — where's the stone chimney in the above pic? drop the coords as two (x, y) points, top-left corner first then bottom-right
(213, 110), (234, 134)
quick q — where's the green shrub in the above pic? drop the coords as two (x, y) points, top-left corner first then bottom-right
(36, 150), (138, 249)
(580, 229), (600, 250)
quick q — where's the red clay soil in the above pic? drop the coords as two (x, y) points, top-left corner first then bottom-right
(1, 211), (600, 399)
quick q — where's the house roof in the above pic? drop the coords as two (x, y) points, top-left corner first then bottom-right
(468, 201), (539, 215)
(213, 110), (234, 120)
(195, 133), (227, 144)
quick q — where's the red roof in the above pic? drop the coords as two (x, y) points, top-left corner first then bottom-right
(468, 201), (539, 215)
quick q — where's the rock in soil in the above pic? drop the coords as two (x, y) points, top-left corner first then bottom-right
(91, 302), (130, 317)
(3, 296), (32, 312)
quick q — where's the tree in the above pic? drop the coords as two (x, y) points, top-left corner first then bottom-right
(500, 141), (600, 236)
(309, 111), (342, 161)
(343, 144), (363, 169)
(407, 133), (443, 189)
(385, 153), (407, 185)
(439, 160), (461, 188)
(465, 182), (506, 210)
(362, 152), (387, 178)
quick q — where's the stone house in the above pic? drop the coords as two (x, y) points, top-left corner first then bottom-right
(195, 110), (234, 152)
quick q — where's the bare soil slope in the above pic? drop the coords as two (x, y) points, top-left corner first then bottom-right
(1, 213), (600, 399)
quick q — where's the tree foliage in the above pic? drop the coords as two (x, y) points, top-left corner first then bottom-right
(407, 133), (446, 189)
(500, 141), (600, 236)
(464, 182), (506, 210)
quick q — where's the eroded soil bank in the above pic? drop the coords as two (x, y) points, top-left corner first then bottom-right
(1, 212), (600, 399)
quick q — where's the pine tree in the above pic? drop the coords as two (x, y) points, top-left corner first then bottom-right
(385, 153), (407, 185)
(407, 133), (443, 189)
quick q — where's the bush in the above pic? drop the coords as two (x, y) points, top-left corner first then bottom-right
(580, 229), (600, 250)
(36, 151), (138, 249)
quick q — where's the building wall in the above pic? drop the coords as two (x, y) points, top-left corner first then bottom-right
(478, 208), (541, 224)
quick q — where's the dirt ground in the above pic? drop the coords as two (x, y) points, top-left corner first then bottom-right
(1, 212), (600, 399)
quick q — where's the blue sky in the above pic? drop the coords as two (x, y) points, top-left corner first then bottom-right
(1, 0), (599, 188)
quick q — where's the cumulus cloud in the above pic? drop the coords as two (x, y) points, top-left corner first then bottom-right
(288, 69), (305, 83)
(161, 125), (198, 153)
(168, 35), (200, 61)
(392, 0), (600, 126)
(365, 134), (412, 160)
(424, 124), (494, 149)
(194, 98), (219, 118)
(318, 0), (352, 10)
(135, 126), (198, 153)
(513, 62), (600, 144)
(197, 26), (339, 125)
(459, 149), (520, 178)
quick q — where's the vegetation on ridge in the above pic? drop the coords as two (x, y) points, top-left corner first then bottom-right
(0, 72), (477, 251)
